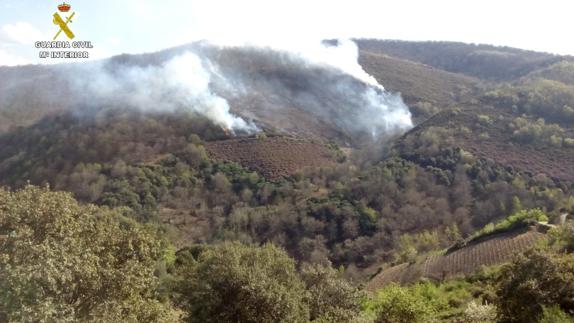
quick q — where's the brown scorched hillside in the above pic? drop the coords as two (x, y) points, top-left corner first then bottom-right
(395, 106), (574, 182)
(205, 136), (336, 180)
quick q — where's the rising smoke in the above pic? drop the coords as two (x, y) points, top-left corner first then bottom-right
(69, 50), (257, 132)
(1, 39), (413, 141)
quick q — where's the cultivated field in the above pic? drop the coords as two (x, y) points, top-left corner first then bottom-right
(206, 136), (336, 180)
(366, 225), (546, 291)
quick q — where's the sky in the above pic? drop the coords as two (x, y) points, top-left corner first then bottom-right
(0, 0), (573, 66)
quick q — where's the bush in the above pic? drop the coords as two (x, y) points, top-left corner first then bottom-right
(550, 221), (574, 252)
(300, 264), (364, 322)
(463, 301), (496, 323)
(496, 250), (574, 323)
(173, 242), (308, 323)
(471, 209), (548, 240)
(173, 243), (365, 323)
(539, 306), (574, 323)
(0, 186), (175, 322)
(364, 284), (437, 323)
(493, 208), (548, 231)
(509, 117), (570, 147)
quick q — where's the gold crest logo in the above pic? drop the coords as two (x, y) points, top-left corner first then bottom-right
(53, 3), (75, 40)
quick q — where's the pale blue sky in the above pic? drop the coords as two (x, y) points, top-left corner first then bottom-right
(0, 0), (572, 66)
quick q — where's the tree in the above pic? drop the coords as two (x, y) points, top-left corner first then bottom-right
(300, 264), (364, 322)
(0, 185), (176, 322)
(549, 221), (574, 253)
(364, 284), (437, 323)
(539, 306), (574, 323)
(173, 242), (309, 323)
(497, 250), (574, 323)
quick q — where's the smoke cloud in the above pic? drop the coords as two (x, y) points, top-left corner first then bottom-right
(194, 39), (413, 139)
(70, 51), (257, 132)
(0, 39), (412, 142)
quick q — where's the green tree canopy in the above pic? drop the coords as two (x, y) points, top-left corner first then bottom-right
(172, 242), (364, 323)
(300, 263), (364, 322)
(0, 186), (176, 322)
(173, 242), (308, 323)
(363, 283), (438, 323)
(497, 250), (574, 323)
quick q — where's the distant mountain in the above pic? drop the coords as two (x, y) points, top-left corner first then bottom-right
(0, 41), (414, 145)
(355, 39), (566, 81)
(357, 48), (479, 109)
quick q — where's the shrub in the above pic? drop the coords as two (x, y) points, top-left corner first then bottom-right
(471, 209), (548, 241)
(173, 242), (309, 323)
(539, 305), (574, 323)
(364, 284), (437, 323)
(463, 301), (496, 323)
(300, 264), (364, 322)
(496, 250), (574, 323)
(549, 221), (574, 252)
(493, 208), (548, 231)
(0, 186), (175, 322)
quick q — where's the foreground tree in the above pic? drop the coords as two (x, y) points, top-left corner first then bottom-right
(497, 250), (574, 323)
(174, 242), (309, 323)
(172, 243), (364, 323)
(300, 264), (364, 322)
(0, 186), (176, 322)
(363, 283), (437, 323)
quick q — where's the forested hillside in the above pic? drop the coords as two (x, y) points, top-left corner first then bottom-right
(356, 39), (566, 81)
(1, 40), (574, 322)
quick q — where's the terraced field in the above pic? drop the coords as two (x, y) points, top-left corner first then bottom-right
(205, 136), (336, 180)
(366, 225), (547, 291)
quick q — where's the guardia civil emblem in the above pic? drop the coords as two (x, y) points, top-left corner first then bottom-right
(53, 3), (75, 40)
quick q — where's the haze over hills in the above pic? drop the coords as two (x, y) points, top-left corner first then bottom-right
(2, 39), (574, 322)
(356, 39), (568, 81)
(1, 38), (573, 234)
(0, 40), (413, 144)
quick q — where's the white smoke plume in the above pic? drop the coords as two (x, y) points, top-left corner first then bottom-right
(69, 51), (257, 132)
(193, 39), (413, 138)
(0, 38), (412, 141)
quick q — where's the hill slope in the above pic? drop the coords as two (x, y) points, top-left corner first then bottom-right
(0, 41), (413, 145)
(367, 224), (547, 291)
(396, 107), (574, 182)
(358, 50), (479, 108)
(356, 39), (565, 81)
(205, 136), (336, 180)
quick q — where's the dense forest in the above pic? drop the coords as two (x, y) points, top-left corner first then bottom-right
(1, 40), (574, 322)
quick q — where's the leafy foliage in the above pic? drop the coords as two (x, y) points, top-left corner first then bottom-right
(539, 305), (574, 323)
(463, 300), (497, 323)
(483, 77), (574, 125)
(468, 209), (548, 241)
(300, 264), (364, 322)
(363, 283), (438, 323)
(0, 186), (176, 322)
(171, 242), (362, 323)
(1, 41), (574, 322)
(496, 250), (574, 323)
(509, 117), (573, 147)
(0, 106), (571, 272)
(549, 221), (574, 252)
